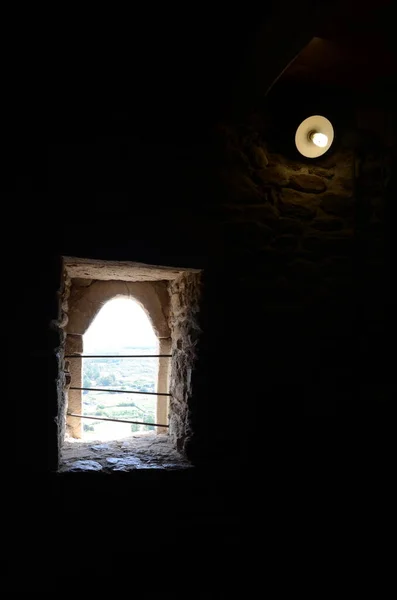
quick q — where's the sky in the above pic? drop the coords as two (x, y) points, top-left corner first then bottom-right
(84, 297), (158, 351)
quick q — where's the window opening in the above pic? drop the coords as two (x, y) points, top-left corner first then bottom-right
(66, 297), (170, 441)
(58, 257), (201, 472)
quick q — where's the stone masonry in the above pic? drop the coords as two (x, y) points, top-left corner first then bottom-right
(56, 263), (202, 455)
(168, 272), (202, 453)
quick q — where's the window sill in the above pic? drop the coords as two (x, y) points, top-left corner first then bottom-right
(58, 432), (191, 473)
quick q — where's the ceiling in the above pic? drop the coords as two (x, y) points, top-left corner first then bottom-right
(278, 2), (396, 93)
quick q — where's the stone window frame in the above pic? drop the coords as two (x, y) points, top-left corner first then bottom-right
(58, 257), (202, 460)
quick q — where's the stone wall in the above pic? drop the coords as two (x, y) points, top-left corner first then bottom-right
(48, 113), (390, 461)
(54, 264), (71, 463)
(214, 114), (390, 417)
(168, 272), (202, 452)
(222, 142), (356, 308)
(220, 123), (355, 242)
(58, 269), (205, 449)
(17, 102), (393, 472)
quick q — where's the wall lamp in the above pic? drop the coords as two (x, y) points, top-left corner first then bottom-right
(295, 115), (334, 158)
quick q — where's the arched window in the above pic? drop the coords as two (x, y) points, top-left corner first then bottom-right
(81, 297), (160, 440)
(60, 257), (201, 472)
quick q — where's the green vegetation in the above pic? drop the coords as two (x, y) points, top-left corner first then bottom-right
(81, 346), (158, 436)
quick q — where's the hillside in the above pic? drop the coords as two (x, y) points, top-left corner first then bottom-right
(80, 344), (161, 439)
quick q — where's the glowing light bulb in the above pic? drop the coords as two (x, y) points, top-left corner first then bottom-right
(296, 116), (334, 158)
(310, 132), (328, 148)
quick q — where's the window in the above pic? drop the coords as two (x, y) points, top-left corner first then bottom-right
(57, 257), (202, 472)
(74, 297), (166, 441)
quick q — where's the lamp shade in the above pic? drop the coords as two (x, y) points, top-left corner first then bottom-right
(295, 115), (334, 158)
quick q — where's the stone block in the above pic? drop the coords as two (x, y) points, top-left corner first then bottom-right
(73, 278), (93, 287)
(334, 160), (354, 181)
(279, 202), (316, 220)
(314, 154), (337, 169)
(279, 189), (318, 220)
(65, 334), (83, 354)
(308, 165), (335, 179)
(288, 173), (326, 193)
(267, 153), (301, 172)
(257, 165), (289, 187)
(329, 177), (354, 195)
(250, 145), (268, 169)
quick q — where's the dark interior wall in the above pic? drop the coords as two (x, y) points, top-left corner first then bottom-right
(8, 4), (396, 577)
(12, 95), (393, 576)
(20, 91), (392, 465)
(14, 95), (394, 425)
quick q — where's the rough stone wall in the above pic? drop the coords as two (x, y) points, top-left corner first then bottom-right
(224, 143), (357, 310)
(10, 13), (396, 576)
(168, 272), (202, 452)
(219, 124), (356, 268)
(214, 115), (390, 417)
(18, 105), (392, 472)
(53, 264), (71, 464)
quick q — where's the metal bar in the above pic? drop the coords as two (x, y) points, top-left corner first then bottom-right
(65, 355), (172, 358)
(70, 386), (171, 396)
(67, 412), (169, 428)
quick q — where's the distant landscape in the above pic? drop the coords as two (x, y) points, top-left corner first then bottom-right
(81, 344), (160, 439)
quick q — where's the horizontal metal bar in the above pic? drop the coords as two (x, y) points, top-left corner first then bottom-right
(65, 355), (172, 358)
(67, 413), (168, 428)
(70, 386), (171, 396)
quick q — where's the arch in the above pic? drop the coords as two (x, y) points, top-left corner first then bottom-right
(83, 296), (158, 350)
(66, 280), (170, 338)
(65, 279), (171, 438)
